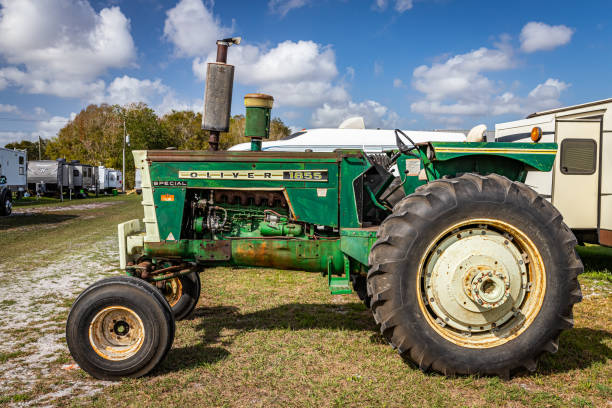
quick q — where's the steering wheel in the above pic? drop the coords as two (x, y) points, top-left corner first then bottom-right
(394, 129), (421, 159)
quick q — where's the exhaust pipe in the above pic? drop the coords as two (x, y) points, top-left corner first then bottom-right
(202, 37), (241, 151)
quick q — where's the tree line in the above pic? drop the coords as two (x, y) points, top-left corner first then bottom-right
(4, 103), (291, 188)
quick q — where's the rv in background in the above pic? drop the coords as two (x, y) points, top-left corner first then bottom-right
(135, 168), (142, 194)
(0, 147), (27, 197)
(89, 166), (100, 196)
(98, 166), (122, 193)
(27, 159), (74, 197)
(228, 117), (467, 153)
(0, 147), (24, 215)
(229, 129), (466, 153)
(496, 98), (612, 247)
(73, 164), (94, 197)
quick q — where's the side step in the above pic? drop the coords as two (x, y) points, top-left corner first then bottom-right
(328, 255), (352, 295)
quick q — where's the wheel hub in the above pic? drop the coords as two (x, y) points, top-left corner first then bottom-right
(89, 306), (145, 361)
(469, 269), (510, 309)
(424, 227), (528, 333)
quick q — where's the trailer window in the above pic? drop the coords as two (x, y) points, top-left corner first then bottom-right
(19, 167), (24, 175)
(74, 169), (79, 176)
(560, 139), (597, 175)
(19, 156), (24, 164)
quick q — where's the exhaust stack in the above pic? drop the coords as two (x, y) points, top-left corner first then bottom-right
(202, 37), (241, 151)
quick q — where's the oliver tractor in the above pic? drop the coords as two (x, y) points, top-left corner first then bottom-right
(66, 38), (582, 380)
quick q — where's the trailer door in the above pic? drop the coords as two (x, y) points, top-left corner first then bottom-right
(552, 119), (601, 229)
(599, 126), (612, 246)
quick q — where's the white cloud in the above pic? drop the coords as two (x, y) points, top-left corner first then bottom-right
(409, 37), (570, 124)
(412, 46), (513, 103)
(0, 114), (74, 146)
(373, 0), (414, 12)
(88, 75), (199, 116)
(374, 61), (383, 76)
(231, 41), (338, 85)
(394, 0), (413, 12)
(345, 67), (355, 81)
(157, 93), (202, 115)
(268, 0), (310, 17)
(0, 0), (136, 99)
(102, 76), (168, 106)
(0, 131), (30, 146)
(261, 80), (348, 108)
(393, 78), (404, 88)
(163, 0), (232, 57)
(0, 104), (18, 113)
(193, 40), (348, 108)
(520, 22), (574, 53)
(528, 78), (569, 99)
(311, 100), (399, 128)
(37, 115), (74, 138)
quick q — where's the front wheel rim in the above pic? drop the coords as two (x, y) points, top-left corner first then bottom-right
(89, 306), (146, 360)
(417, 219), (546, 348)
(162, 277), (183, 307)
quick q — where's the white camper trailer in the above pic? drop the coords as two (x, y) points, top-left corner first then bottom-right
(0, 147), (27, 195)
(228, 128), (466, 153)
(496, 98), (612, 246)
(88, 166), (100, 196)
(135, 168), (142, 194)
(27, 159), (74, 197)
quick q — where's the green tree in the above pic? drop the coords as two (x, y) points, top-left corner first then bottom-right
(219, 115), (290, 149)
(44, 104), (293, 188)
(4, 139), (50, 161)
(160, 110), (208, 150)
(46, 104), (123, 167)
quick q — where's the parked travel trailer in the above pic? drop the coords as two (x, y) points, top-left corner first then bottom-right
(228, 128), (467, 152)
(135, 168), (142, 194)
(27, 159), (74, 196)
(98, 168), (123, 193)
(109, 170), (122, 191)
(89, 166), (100, 195)
(496, 98), (612, 246)
(0, 147), (27, 196)
(71, 162), (84, 195)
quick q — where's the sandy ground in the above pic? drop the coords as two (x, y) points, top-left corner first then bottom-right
(0, 238), (119, 406)
(12, 201), (122, 214)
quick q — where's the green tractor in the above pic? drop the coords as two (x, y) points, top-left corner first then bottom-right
(66, 39), (582, 380)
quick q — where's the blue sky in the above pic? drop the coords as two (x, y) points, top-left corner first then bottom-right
(0, 0), (610, 145)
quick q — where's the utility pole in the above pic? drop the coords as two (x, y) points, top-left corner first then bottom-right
(38, 135), (41, 160)
(122, 119), (126, 193)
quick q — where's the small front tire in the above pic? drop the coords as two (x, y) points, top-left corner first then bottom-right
(161, 271), (201, 320)
(66, 276), (175, 380)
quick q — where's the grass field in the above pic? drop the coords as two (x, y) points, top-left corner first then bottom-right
(0, 196), (610, 407)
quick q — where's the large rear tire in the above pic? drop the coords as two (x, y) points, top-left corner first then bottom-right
(367, 173), (583, 377)
(66, 276), (175, 380)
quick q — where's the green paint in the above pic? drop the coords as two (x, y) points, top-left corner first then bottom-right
(245, 107), (271, 139)
(328, 254), (352, 294)
(250, 138), (262, 152)
(131, 141), (559, 294)
(340, 228), (378, 267)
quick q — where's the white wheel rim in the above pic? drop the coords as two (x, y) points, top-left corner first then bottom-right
(417, 219), (546, 348)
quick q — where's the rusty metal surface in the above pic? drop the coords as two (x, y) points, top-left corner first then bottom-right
(599, 229), (612, 247)
(197, 240), (231, 261)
